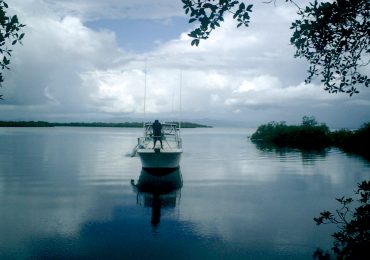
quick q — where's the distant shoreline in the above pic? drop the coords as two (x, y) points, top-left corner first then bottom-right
(0, 121), (212, 128)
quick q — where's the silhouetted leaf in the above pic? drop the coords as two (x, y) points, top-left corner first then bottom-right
(191, 39), (199, 46)
(189, 18), (197, 23)
(0, 1), (26, 97)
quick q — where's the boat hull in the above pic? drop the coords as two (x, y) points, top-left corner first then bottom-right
(137, 149), (182, 168)
(137, 167), (183, 192)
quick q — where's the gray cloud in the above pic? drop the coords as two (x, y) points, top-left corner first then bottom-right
(1, 0), (369, 128)
(43, 0), (184, 21)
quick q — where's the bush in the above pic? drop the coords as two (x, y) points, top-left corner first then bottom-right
(251, 117), (370, 160)
(331, 123), (370, 161)
(251, 117), (331, 150)
(314, 181), (370, 259)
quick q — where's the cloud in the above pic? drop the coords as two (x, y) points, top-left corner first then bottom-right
(227, 80), (343, 109)
(3, 2), (126, 115)
(43, 0), (184, 21)
(1, 0), (369, 127)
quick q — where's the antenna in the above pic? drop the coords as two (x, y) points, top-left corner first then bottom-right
(171, 79), (175, 114)
(143, 61), (147, 129)
(179, 71), (182, 130)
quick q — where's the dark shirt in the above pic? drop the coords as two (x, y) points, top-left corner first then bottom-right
(152, 121), (162, 137)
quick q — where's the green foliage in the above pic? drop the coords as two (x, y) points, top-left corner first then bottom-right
(313, 180), (370, 259)
(182, 0), (253, 45)
(329, 129), (353, 147)
(331, 122), (370, 161)
(290, 0), (370, 96)
(251, 117), (370, 161)
(251, 116), (331, 150)
(302, 115), (318, 127)
(0, 0), (25, 99)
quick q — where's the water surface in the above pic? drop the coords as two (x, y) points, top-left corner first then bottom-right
(0, 127), (369, 259)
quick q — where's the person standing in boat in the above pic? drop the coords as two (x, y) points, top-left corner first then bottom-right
(152, 120), (163, 149)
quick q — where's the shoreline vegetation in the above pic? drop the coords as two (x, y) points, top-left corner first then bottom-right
(251, 116), (370, 161)
(0, 121), (212, 128)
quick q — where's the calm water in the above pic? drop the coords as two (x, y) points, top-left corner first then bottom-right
(0, 127), (369, 259)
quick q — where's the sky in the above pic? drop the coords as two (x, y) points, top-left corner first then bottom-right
(1, 0), (369, 128)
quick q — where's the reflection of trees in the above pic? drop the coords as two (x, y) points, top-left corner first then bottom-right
(301, 150), (328, 164)
(254, 141), (328, 163)
(132, 168), (183, 227)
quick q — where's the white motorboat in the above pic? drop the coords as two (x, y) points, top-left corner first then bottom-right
(134, 122), (182, 169)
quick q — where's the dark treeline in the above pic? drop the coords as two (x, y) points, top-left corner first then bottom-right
(165, 121), (211, 128)
(52, 122), (143, 128)
(0, 121), (211, 128)
(251, 116), (370, 161)
(0, 121), (53, 127)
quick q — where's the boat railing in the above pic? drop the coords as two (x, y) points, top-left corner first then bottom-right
(139, 123), (182, 149)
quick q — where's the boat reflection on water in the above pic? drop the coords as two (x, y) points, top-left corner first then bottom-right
(131, 167), (183, 227)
